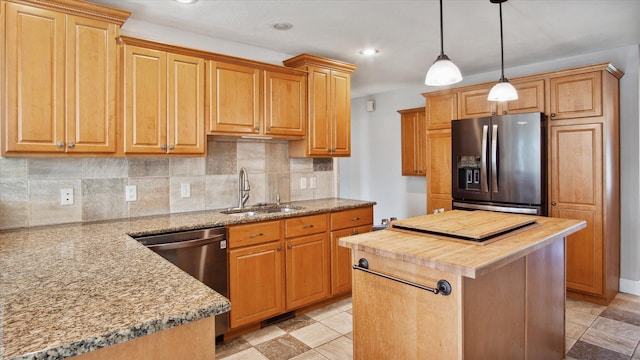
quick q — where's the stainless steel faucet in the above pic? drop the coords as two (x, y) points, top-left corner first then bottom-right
(238, 167), (250, 209)
(275, 176), (288, 206)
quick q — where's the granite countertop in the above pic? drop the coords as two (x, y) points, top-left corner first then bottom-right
(0, 198), (375, 360)
(339, 210), (585, 279)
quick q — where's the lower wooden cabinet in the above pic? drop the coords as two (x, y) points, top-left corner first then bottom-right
(330, 207), (374, 295)
(285, 233), (330, 309)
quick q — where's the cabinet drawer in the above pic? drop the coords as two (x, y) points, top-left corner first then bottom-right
(228, 220), (281, 248)
(331, 207), (373, 230)
(285, 214), (328, 238)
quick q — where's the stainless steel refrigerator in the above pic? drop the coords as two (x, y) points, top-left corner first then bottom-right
(451, 112), (547, 215)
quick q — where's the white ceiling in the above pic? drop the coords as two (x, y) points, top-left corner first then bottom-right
(93, 0), (640, 98)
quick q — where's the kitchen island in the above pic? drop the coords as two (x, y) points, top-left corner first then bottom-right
(339, 210), (586, 360)
(0, 198), (374, 360)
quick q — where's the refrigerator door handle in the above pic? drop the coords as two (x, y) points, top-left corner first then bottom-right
(481, 125), (489, 193)
(491, 124), (499, 193)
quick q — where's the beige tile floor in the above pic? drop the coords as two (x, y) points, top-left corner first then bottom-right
(217, 293), (640, 360)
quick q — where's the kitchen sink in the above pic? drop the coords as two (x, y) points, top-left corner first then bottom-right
(221, 204), (303, 216)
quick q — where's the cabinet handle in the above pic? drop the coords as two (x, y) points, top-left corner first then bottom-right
(351, 217), (360, 221)
(266, 126), (271, 131)
(551, 113), (557, 118)
(551, 201), (557, 206)
(160, 145), (167, 150)
(303, 224), (314, 229)
(249, 232), (264, 238)
(277, 245), (282, 251)
(287, 243), (292, 249)
(169, 144), (175, 150)
(255, 125), (260, 131)
(491, 111), (496, 115)
(67, 142), (75, 149)
(350, 229), (359, 236)
(503, 110), (507, 114)
(56, 141), (64, 148)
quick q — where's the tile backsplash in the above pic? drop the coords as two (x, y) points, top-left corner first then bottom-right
(0, 138), (336, 230)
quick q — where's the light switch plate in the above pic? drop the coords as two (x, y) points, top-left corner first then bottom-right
(309, 177), (317, 189)
(300, 177), (307, 189)
(181, 183), (191, 198)
(125, 185), (137, 202)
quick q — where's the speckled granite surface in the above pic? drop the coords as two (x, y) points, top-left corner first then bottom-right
(0, 198), (375, 360)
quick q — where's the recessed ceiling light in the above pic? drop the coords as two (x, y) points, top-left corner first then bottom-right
(174, 0), (198, 4)
(273, 23), (293, 31)
(359, 48), (379, 56)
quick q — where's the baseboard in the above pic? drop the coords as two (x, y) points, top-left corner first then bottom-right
(619, 278), (640, 296)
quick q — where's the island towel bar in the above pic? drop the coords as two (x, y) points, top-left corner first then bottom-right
(353, 258), (452, 296)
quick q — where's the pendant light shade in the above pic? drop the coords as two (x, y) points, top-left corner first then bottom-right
(488, 0), (518, 101)
(425, 0), (462, 86)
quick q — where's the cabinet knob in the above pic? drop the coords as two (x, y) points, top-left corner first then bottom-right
(287, 243), (292, 250)
(266, 126), (271, 131)
(56, 141), (64, 148)
(160, 145), (167, 150)
(503, 110), (507, 115)
(491, 111), (496, 116)
(351, 229), (359, 236)
(169, 144), (175, 150)
(67, 142), (75, 149)
(255, 125), (260, 131)
(551, 201), (557, 206)
(277, 245), (282, 251)
(551, 113), (557, 118)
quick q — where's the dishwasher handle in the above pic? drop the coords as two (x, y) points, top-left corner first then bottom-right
(353, 258), (452, 296)
(145, 233), (225, 251)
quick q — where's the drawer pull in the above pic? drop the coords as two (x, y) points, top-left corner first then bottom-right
(354, 258), (452, 296)
(249, 232), (264, 238)
(351, 217), (360, 221)
(303, 224), (314, 229)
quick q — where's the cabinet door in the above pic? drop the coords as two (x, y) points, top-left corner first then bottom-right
(459, 87), (497, 119)
(264, 70), (305, 137)
(426, 130), (452, 213)
(502, 79), (545, 115)
(400, 109), (426, 176)
(549, 71), (602, 120)
(167, 53), (205, 154)
(229, 241), (284, 328)
(208, 61), (260, 134)
(550, 123), (603, 296)
(306, 67), (331, 155)
(330, 70), (351, 156)
(4, 3), (65, 153)
(66, 15), (117, 153)
(285, 233), (330, 309)
(426, 93), (457, 130)
(331, 225), (371, 295)
(123, 46), (167, 154)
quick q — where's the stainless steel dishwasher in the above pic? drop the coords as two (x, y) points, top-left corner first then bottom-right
(134, 227), (229, 337)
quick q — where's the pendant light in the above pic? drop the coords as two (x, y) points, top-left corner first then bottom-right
(425, 0), (462, 86)
(487, 0), (518, 101)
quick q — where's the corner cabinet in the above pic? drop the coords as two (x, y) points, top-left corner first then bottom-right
(284, 54), (357, 157)
(2, 1), (129, 155)
(422, 63), (621, 305)
(398, 107), (426, 176)
(206, 60), (306, 138)
(121, 37), (205, 155)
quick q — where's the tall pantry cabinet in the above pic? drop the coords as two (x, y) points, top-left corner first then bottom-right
(2, 0), (129, 155)
(422, 63), (622, 305)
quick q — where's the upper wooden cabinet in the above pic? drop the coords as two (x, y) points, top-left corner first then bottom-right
(121, 38), (205, 155)
(548, 71), (603, 120)
(458, 79), (545, 119)
(284, 54), (357, 157)
(425, 92), (457, 130)
(207, 61), (306, 138)
(398, 107), (426, 176)
(2, 1), (129, 155)
(425, 130), (452, 214)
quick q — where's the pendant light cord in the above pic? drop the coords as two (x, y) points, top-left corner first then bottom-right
(499, 2), (505, 81)
(439, 0), (445, 56)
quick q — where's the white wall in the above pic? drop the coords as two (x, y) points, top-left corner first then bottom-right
(340, 45), (640, 294)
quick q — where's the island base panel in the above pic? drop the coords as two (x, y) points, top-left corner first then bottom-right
(71, 316), (216, 360)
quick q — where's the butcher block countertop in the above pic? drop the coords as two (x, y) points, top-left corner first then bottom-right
(0, 198), (374, 360)
(340, 210), (586, 279)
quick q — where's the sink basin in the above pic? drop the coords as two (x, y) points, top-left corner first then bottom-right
(221, 205), (303, 216)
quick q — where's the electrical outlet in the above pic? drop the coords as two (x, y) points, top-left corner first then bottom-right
(125, 185), (137, 202)
(309, 177), (317, 189)
(300, 177), (307, 189)
(181, 183), (191, 198)
(60, 188), (74, 206)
